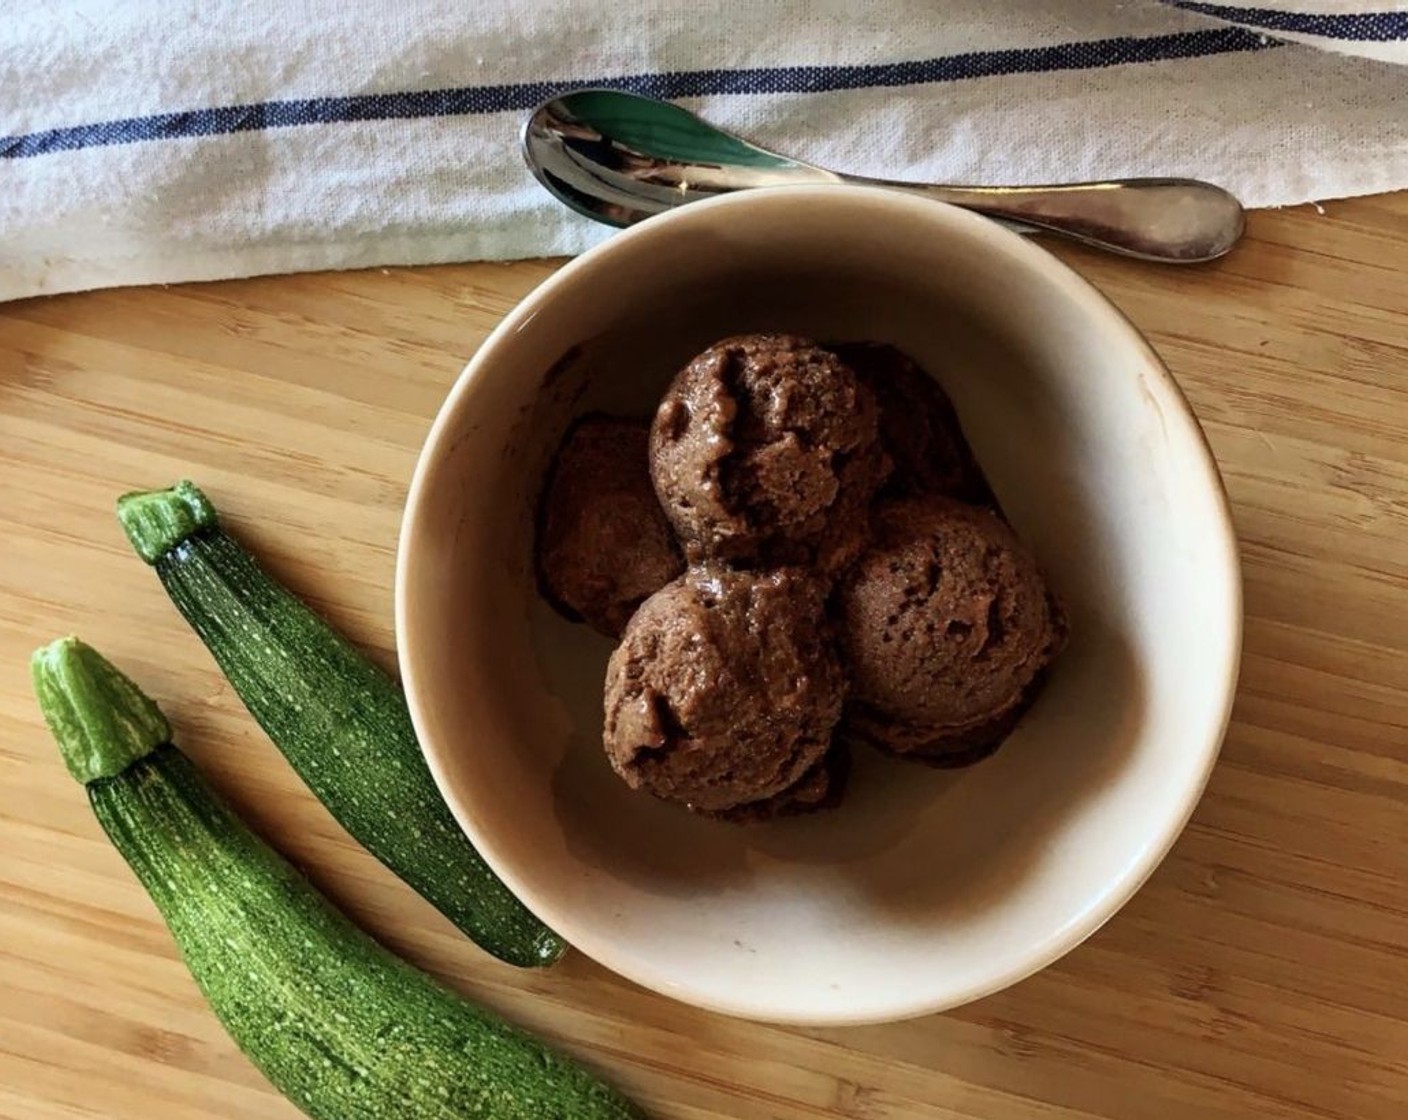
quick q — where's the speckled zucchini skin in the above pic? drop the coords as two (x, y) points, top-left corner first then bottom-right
(88, 747), (637, 1120)
(32, 638), (640, 1120)
(117, 482), (562, 969)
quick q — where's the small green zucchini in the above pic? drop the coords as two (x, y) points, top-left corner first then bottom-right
(31, 638), (640, 1120)
(115, 481), (562, 968)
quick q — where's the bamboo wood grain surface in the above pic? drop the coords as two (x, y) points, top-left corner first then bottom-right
(2, 195), (1406, 1120)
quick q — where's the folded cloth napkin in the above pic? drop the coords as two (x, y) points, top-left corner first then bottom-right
(2, 0), (1407, 301)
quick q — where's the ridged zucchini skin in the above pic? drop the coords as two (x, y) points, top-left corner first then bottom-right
(33, 639), (641, 1120)
(117, 482), (563, 968)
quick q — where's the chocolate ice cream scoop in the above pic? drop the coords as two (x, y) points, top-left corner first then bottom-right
(832, 342), (993, 504)
(836, 495), (1065, 764)
(650, 334), (889, 573)
(537, 416), (685, 637)
(603, 565), (845, 815)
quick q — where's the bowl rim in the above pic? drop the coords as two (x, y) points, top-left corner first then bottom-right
(395, 184), (1243, 1025)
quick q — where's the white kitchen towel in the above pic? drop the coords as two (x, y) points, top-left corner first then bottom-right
(1161, 1), (1408, 62)
(2, 0), (1407, 302)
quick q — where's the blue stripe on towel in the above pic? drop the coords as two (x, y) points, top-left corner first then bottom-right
(2, 27), (1279, 160)
(1170, 3), (1408, 40)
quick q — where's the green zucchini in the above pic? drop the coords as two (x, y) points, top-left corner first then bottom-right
(116, 481), (562, 969)
(31, 638), (640, 1120)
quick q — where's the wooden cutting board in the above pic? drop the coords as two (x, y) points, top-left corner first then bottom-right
(2, 197), (1406, 1120)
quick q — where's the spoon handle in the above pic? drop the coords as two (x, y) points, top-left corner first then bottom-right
(881, 178), (1244, 264)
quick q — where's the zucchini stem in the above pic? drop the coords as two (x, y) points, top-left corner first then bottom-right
(31, 638), (170, 784)
(117, 480), (219, 563)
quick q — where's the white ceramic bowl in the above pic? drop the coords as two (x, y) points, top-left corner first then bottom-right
(396, 186), (1241, 1026)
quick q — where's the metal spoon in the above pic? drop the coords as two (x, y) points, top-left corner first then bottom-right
(522, 89), (1245, 264)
